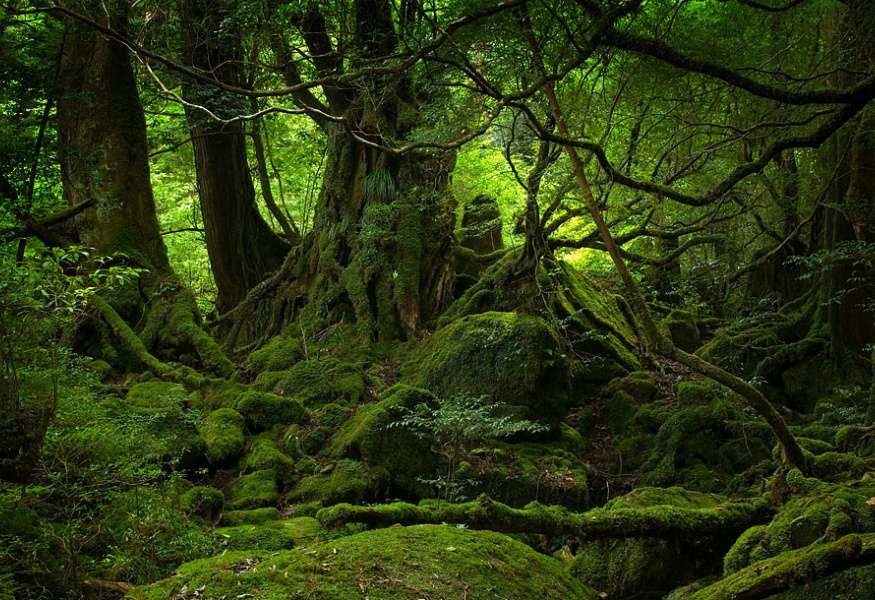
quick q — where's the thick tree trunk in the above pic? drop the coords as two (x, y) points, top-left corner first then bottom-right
(57, 0), (169, 275)
(817, 0), (875, 360)
(56, 0), (231, 376)
(180, 0), (289, 314)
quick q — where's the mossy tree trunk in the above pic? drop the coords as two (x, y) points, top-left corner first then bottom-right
(56, 0), (230, 376)
(180, 0), (290, 315)
(815, 0), (875, 361)
(219, 0), (456, 346)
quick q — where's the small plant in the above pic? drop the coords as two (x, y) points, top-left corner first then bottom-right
(387, 393), (547, 501)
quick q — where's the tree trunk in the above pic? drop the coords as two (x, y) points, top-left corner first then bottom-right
(180, 0), (289, 314)
(817, 0), (875, 361)
(57, 0), (169, 276)
(56, 0), (231, 376)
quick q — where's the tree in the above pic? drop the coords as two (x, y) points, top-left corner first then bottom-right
(179, 0), (289, 314)
(55, 0), (229, 376)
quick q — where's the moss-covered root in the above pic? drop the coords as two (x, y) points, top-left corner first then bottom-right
(316, 493), (772, 541)
(671, 347), (808, 473)
(90, 295), (205, 387)
(688, 534), (875, 600)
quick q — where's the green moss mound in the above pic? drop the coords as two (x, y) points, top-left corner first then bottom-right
(329, 384), (438, 498)
(259, 358), (368, 407)
(197, 408), (246, 466)
(128, 524), (597, 600)
(180, 486), (224, 521)
(220, 507), (279, 526)
(227, 469), (279, 510)
(234, 391), (307, 432)
(241, 437), (295, 484)
(244, 335), (304, 374)
(290, 459), (371, 506)
(125, 381), (187, 416)
(405, 311), (571, 421)
(723, 472), (875, 574)
(214, 517), (322, 551)
(571, 487), (737, 598)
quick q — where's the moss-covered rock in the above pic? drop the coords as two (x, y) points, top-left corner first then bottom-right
(571, 487), (737, 598)
(214, 517), (322, 551)
(242, 437), (295, 485)
(405, 311), (571, 421)
(220, 507), (279, 526)
(607, 371), (659, 402)
(179, 486), (224, 522)
(261, 358), (368, 407)
(722, 473), (875, 574)
(244, 335), (304, 374)
(471, 442), (590, 509)
(665, 310), (702, 353)
(227, 469), (279, 511)
(125, 381), (187, 416)
(128, 524), (598, 600)
(234, 391), (307, 432)
(688, 534), (875, 600)
(290, 459), (371, 506)
(329, 384), (438, 498)
(197, 408), (246, 467)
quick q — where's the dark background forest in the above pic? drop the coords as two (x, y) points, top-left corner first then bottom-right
(2, 0), (875, 598)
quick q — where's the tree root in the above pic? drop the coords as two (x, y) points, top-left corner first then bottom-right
(316, 494), (772, 541)
(90, 295), (205, 387)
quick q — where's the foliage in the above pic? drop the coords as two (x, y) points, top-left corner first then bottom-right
(388, 393), (547, 501)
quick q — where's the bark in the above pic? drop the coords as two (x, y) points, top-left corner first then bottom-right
(56, 0), (170, 274)
(219, 0), (456, 346)
(180, 0), (289, 314)
(55, 0), (231, 376)
(817, 0), (875, 359)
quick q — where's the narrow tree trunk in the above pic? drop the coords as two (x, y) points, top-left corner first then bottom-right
(180, 0), (289, 314)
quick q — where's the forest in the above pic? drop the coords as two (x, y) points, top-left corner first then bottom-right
(1, 0), (875, 598)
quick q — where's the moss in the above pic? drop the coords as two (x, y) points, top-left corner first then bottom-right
(665, 309), (702, 352)
(125, 381), (187, 416)
(835, 425), (875, 457)
(809, 451), (874, 481)
(328, 384), (438, 497)
(227, 469), (280, 511)
(723, 475), (875, 574)
(214, 517), (322, 551)
(607, 371), (658, 402)
(267, 358), (368, 407)
(638, 399), (772, 492)
(473, 442), (590, 509)
(197, 408), (246, 467)
(404, 311), (571, 421)
(604, 389), (637, 434)
(235, 391), (307, 432)
(676, 380), (723, 406)
(198, 381), (247, 410)
(689, 534), (875, 600)
(570, 487), (734, 598)
(244, 335), (304, 374)
(290, 459), (371, 506)
(220, 507), (279, 526)
(128, 524), (598, 600)
(180, 486), (224, 521)
(301, 403), (350, 455)
(242, 437), (295, 485)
